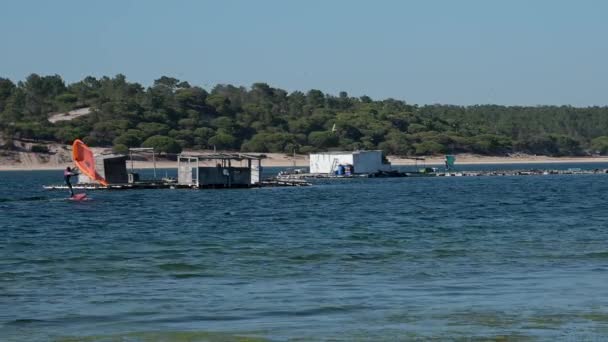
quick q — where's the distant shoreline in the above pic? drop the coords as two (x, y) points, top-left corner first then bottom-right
(2, 153), (608, 171)
(390, 155), (608, 166)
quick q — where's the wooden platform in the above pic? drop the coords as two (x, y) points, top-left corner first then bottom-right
(43, 179), (311, 191)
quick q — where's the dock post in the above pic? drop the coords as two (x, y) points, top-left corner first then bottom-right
(196, 157), (200, 188)
(248, 158), (252, 186)
(153, 150), (157, 179)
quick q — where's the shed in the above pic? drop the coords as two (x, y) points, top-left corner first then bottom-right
(309, 150), (391, 174)
(77, 154), (128, 184)
(177, 153), (264, 188)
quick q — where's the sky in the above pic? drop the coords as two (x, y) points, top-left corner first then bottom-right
(1, 0), (607, 106)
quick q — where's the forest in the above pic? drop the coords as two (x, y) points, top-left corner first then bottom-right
(2, 73), (608, 157)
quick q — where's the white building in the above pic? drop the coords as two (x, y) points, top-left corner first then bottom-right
(309, 150), (392, 174)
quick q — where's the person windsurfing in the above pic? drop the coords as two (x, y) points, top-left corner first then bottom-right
(64, 166), (79, 197)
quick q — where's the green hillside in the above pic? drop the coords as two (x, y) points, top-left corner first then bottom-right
(2, 73), (608, 156)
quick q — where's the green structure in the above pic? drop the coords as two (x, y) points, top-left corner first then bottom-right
(445, 155), (456, 170)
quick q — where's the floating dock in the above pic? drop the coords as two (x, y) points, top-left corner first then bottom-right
(276, 168), (608, 180)
(45, 150), (311, 191)
(43, 178), (310, 191)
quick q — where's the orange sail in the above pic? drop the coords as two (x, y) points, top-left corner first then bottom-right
(72, 139), (109, 186)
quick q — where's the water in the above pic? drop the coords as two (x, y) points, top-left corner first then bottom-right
(2, 167), (608, 341)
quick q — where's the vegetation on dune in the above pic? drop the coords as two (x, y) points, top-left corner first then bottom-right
(1, 73), (608, 156)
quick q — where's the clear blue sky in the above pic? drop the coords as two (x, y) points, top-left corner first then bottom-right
(1, 0), (607, 106)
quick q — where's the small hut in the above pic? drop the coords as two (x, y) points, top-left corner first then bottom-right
(177, 153), (264, 188)
(77, 154), (128, 184)
(309, 150), (391, 174)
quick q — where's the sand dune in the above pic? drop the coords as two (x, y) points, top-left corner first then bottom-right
(48, 107), (92, 123)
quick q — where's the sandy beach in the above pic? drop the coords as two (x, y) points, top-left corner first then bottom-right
(3, 147), (608, 171)
(389, 154), (608, 166)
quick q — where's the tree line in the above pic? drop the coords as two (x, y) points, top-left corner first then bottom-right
(2, 73), (608, 156)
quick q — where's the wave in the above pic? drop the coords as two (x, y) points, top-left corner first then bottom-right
(260, 304), (370, 317)
(157, 263), (201, 272)
(582, 251), (608, 259)
(289, 253), (335, 262)
(172, 273), (206, 279)
(56, 330), (268, 342)
(4, 318), (48, 325)
(0, 196), (48, 202)
(433, 249), (469, 258)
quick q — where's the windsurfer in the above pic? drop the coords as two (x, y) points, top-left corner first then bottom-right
(64, 166), (79, 197)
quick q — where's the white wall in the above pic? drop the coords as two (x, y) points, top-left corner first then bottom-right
(77, 174), (93, 184)
(309, 151), (391, 174)
(309, 153), (353, 173)
(251, 160), (261, 185)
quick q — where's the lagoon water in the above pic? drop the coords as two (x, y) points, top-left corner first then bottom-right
(2, 166), (608, 341)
